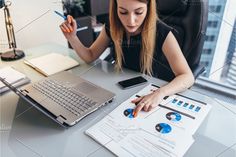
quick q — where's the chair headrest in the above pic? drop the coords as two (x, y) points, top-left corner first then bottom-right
(156, 0), (189, 15)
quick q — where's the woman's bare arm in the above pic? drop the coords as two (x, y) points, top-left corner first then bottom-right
(60, 16), (110, 63)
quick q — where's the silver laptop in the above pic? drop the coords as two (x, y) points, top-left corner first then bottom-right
(0, 71), (115, 127)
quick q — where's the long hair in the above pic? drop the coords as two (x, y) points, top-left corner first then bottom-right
(109, 0), (158, 75)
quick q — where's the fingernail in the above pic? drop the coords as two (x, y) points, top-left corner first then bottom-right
(69, 16), (72, 23)
(131, 100), (136, 103)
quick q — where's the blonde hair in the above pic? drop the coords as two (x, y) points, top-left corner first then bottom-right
(109, 0), (158, 75)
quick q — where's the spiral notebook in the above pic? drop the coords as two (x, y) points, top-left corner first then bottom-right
(24, 53), (79, 76)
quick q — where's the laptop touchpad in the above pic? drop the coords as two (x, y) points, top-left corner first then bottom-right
(75, 82), (98, 94)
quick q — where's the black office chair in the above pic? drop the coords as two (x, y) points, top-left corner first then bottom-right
(155, 0), (208, 81)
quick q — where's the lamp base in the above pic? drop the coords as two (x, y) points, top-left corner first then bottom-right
(1, 50), (25, 61)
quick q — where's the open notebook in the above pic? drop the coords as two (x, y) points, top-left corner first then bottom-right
(24, 53), (79, 76)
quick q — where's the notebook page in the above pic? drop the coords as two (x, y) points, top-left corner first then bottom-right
(24, 53), (79, 76)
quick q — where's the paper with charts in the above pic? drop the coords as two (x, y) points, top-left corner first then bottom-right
(86, 84), (212, 157)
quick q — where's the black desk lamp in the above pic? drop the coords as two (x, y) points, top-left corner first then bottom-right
(0, 0), (25, 61)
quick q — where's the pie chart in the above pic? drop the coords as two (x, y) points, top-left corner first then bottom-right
(166, 112), (182, 122)
(124, 108), (134, 118)
(155, 123), (172, 134)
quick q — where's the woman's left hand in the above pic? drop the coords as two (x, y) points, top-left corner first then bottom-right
(131, 90), (165, 117)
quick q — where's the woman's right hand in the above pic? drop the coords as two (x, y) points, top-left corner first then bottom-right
(60, 15), (77, 39)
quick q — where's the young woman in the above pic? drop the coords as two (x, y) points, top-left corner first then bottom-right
(60, 0), (194, 117)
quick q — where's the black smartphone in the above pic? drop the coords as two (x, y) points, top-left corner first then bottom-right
(118, 76), (147, 89)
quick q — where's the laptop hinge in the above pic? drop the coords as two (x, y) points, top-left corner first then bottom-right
(20, 89), (29, 96)
(56, 116), (65, 124)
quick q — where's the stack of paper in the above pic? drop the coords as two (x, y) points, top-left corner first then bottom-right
(86, 84), (212, 157)
(24, 53), (79, 76)
(0, 67), (30, 94)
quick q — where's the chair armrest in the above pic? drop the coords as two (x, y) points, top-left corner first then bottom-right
(103, 52), (115, 64)
(192, 64), (206, 79)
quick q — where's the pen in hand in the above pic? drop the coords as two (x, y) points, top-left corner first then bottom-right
(54, 10), (67, 20)
(54, 10), (81, 27)
(132, 95), (143, 118)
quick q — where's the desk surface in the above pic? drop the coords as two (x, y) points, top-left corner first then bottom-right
(1, 43), (236, 157)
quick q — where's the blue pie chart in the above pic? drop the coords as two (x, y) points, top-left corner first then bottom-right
(123, 108), (134, 118)
(155, 123), (172, 134)
(166, 112), (182, 122)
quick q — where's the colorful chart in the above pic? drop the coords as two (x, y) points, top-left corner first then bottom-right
(166, 112), (182, 122)
(123, 108), (134, 118)
(155, 123), (172, 134)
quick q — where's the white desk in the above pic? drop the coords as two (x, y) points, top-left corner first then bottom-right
(1, 43), (236, 157)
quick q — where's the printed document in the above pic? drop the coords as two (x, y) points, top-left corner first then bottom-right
(86, 84), (212, 157)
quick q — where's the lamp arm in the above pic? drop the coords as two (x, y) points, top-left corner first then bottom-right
(4, 3), (17, 50)
(0, 1), (25, 61)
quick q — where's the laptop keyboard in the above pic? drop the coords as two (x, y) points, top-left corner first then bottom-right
(32, 79), (98, 116)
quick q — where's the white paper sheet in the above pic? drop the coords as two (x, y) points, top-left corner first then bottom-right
(86, 84), (211, 157)
(0, 67), (26, 88)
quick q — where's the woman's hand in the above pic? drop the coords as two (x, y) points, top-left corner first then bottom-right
(59, 15), (77, 39)
(132, 90), (165, 117)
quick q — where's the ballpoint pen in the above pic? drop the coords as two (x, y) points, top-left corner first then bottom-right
(54, 10), (81, 27)
(54, 10), (67, 20)
(76, 26), (88, 32)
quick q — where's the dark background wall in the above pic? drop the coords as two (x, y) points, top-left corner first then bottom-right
(64, 0), (110, 47)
